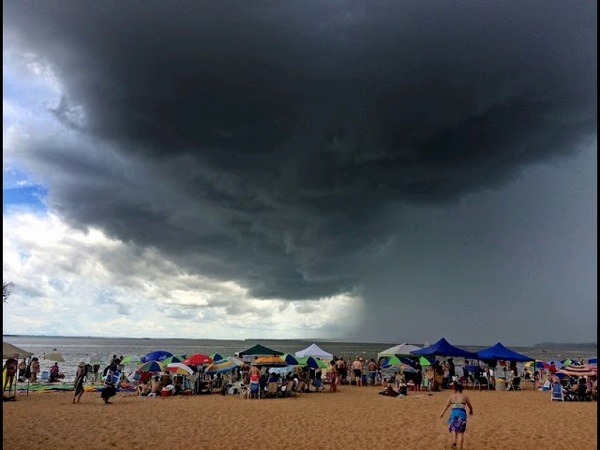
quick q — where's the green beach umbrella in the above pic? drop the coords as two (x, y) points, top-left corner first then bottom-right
(121, 354), (142, 365)
(419, 356), (433, 366)
(162, 355), (184, 365)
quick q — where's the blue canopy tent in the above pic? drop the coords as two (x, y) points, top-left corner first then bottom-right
(411, 338), (479, 390)
(411, 338), (478, 359)
(476, 342), (534, 362)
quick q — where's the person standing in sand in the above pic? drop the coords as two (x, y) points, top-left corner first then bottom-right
(30, 357), (40, 383)
(3, 354), (19, 395)
(351, 357), (363, 386)
(440, 382), (473, 450)
(73, 362), (86, 404)
(248, 364), (261, 399)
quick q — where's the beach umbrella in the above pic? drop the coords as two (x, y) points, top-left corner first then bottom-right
(43, 349), (65, 362)
(526, 361), (550, 369)
(295, 356), (324, 368)
(399, 364), (417, 373)
(2, 342), (33, 359)
(418, 356), (436, 366)
(136, 360), (166, 373)
(561, 358), (578, 367)
(280, 353), (301, 365)
(300, 356), (327, 369)
(166, 363), (194, 376)
(558, 365), (597, 377)
(382, 356), (403, 368)
(141, 350), (173, 363)
(183, 353), (213, 366)
(210, 353), (224, 362)
(120, 354), (142, 365)
(254, 356), (288, 367)
(86, 356), (103, 365)
(162, 355), (184, 365)
(205, 357), (244, 375)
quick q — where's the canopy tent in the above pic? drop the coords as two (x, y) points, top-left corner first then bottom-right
(377, 343), (422, 360)
(3, 341), (33, 359)
(294, 343), (333, 359)
(476, 342), (534, 362)
(238, 344), (283, 362)
(411, 338), (478, 359)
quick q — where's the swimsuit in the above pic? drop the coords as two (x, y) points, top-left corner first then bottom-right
(448, 396), (468, 432)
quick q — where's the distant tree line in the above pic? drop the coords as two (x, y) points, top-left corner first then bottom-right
(534, 342), (597, 349)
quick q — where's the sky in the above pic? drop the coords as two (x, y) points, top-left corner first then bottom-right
(2, 1), (596, 346)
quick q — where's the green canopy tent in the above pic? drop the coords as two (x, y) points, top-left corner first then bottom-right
(237, 344), (284, 363)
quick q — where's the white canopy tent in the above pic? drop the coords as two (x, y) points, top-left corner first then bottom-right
(295, 343), (334, 359)
(377, 343), (422, 360)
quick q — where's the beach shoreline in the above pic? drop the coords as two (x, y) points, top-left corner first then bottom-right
(3, 384), (597, 450)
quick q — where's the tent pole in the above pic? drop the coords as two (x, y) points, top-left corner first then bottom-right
(26, 356), (30, 396)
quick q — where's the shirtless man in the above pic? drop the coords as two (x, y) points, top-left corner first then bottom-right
(351, 357), (363, 386)
(335, 357), (346, 385)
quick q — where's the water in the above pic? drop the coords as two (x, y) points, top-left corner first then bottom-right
(3, 335), (596, 382)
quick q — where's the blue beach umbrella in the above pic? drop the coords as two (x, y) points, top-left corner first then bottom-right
(210, 353), (224, 362)
(280, 353), (301, 365)
(141, 350), (173, 363)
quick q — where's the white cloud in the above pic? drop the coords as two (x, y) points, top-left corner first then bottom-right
(2, 211), (363, 338)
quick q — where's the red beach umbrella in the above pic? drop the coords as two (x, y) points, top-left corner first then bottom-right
(183, 353), (213, 366)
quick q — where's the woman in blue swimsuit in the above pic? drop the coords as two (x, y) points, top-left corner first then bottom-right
(440, 382), (473, 449)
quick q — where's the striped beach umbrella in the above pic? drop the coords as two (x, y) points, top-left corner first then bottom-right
(558, 365), (597, 377)
(136, 360), (166, 373)
(166, 363), (194, 376)
(205, 357), (244, 375)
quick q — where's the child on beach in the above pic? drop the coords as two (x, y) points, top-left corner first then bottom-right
(440, 382), (474, 450)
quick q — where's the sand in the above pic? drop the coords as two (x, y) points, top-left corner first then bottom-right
(3, 383), (597, 450)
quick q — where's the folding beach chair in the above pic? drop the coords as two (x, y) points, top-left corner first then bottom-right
(266, 381), (279, 398)
(550, 382), (564, 401)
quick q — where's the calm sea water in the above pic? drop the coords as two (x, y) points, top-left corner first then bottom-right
(3, 335), (596, 382)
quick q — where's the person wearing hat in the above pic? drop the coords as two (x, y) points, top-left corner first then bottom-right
(73, 361), (87, 404)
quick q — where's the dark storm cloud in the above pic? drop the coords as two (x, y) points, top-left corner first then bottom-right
(4, 1), (596, 303)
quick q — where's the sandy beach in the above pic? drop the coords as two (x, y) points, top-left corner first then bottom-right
(3, 382), (597, 450)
